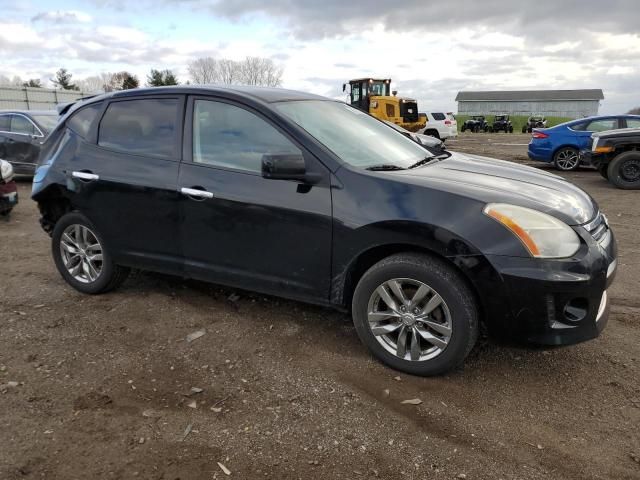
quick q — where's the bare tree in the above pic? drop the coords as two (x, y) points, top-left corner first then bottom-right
(218, 59), (239, 84)
(76, 76), (106, 92)
(628, 107), (640, 115)
(238, 57), (283, 87)
(187, 56), (284, 87)
(187, 57), (218, 84)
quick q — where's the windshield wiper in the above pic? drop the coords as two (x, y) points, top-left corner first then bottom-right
(408, 156), (437, 169)
(365, 164), (407, 171)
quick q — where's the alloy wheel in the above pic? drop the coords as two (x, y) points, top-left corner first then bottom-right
(60, 224), (103, 283)
(367, 278), (452, 362)
(555, 148), (579, 170)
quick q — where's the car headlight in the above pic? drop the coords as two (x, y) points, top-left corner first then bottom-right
(0, 159), (14, 183)
(484, 203), (580, 258)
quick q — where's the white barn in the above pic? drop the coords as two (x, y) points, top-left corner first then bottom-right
(456, 89), (604, 118)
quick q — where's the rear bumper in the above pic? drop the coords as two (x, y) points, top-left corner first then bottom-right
(477, 224), (616, 346)
(0, 181), (19, 213)
(527, 144), (552, 162)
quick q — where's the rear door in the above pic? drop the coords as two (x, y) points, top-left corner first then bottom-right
(178, 96), (333, 300)
(67, 96), (184, 273)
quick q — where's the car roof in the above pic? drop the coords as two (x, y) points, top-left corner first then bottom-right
(81, 85), (329, 106)
(566, 114), (640, 124)
(0, 109), (58, 116)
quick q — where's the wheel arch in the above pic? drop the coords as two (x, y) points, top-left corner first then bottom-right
(335, 242), (494, 329)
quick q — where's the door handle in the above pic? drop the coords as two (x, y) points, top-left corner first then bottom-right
(180, 187), (214, 199)
(72, 171), (100, 181)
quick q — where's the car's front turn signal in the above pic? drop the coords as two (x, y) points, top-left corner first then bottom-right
(484, 203), (581, 258)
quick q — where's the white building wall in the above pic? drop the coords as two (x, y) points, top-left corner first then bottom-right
(458, 100), (600, 118)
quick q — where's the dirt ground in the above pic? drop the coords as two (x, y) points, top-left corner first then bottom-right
(1, 133), (639, 480)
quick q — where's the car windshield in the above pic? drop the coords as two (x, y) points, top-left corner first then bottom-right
(275, 100), (428, 169)
(32, 114), (59, 133)
(495, 116), (505, 121)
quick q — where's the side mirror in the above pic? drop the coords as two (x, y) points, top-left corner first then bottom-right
(262, 153), (306, 181)
(342, 83), (346, 93)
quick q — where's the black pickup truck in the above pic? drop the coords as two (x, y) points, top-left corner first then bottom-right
(582, 128), (640, 189)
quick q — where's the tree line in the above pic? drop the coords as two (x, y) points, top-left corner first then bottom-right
(0, 56), (283, 93)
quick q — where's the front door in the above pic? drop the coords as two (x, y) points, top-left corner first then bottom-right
(178, 97), (333, 301)
(0, 114), (42, 172)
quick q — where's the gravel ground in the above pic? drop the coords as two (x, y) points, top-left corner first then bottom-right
(1, 133), (639, 480)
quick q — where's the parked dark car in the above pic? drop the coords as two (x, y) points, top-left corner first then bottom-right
(460, 116), (488, 133)
(32, 86), (617, 376)
(581, 128), (640, 189)
(383, 120), (446, 154)
(490, 115), (513, 133)
(0, 110), (59, 174)
(527, 115), (640, 171)
(522, 115), (547, 133)
(0, 159), (18, 217)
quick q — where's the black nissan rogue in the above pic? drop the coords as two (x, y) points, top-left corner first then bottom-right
(31, 86), (617, 376)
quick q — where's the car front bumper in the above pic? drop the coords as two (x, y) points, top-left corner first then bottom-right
(0, 180), (19, 213)
(478, 217), (617, 346)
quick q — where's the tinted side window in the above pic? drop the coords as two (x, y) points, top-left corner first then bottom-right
(627, 119), (640, 129)
(587, 119), (617, 132)
(11, 115), (35, 135)
(193, 100), (301, 173)
(68, 103), (103, 139)
(99, 98), (178, 159)
(570, 122), (588, 131)
(0, 115), (10, 131)
(431, 112), (446, 121)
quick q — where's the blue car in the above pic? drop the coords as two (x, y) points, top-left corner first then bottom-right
(528, 115), (640, 171)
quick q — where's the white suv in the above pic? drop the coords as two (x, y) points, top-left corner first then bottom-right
(418, 112), (458, 140)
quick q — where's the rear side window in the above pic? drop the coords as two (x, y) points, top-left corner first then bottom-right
(192, 99), (301, 173)
(99, 98), (179, 159)
(570, 122), (588, 131)
(627, 119), (640, 129)
(68, 103), (102, 139)
(431, 112), (446, 121)
(11, 115), (35, 135)
(0, 115), (10, 131)
(587, 119), (617, 132)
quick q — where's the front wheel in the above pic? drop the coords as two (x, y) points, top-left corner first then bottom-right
(352, 253), (478, 376)
(553, 147), (580, 171)
(608, 151), (640, 189)
(52, 212), (130, 294)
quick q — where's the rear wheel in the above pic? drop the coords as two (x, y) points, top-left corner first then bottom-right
(509, 126), (514, 133)
(522, 126), (527, 133)
(607, 151), (640, 189)
(553, 147), (580, 171)
(352, 253), (478, 376)
(52, 212), (130, 294)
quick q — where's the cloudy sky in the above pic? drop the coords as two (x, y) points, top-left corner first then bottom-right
(1, 0), (639, 113)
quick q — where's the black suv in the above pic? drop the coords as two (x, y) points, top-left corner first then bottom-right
(0, 110), (58, 174)
(460, 116), (488, 133)
(582, 128), (640, 189)
(32, 86), (617, 376)
(490, 115), (513, 133)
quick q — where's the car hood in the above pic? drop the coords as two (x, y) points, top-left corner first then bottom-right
(391, 151), (596, 225)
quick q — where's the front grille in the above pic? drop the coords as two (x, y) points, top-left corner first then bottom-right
(584, 212), (609, 243)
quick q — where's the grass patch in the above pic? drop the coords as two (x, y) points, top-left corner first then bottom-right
(454, 115), (573, 133)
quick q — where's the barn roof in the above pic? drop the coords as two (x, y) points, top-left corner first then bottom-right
(455, 89), (604, 102)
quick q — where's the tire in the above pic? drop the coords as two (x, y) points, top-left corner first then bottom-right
(461, 126), (466, 133)
(597, 164), (609, 179)
(51, 212), (130, 294)
(553, 147), (580, 171)
(607, 151), (640, 189)
(352, 253), (478, 376)
(522, 126), (527, 133)
(509, 126), (514, 133)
